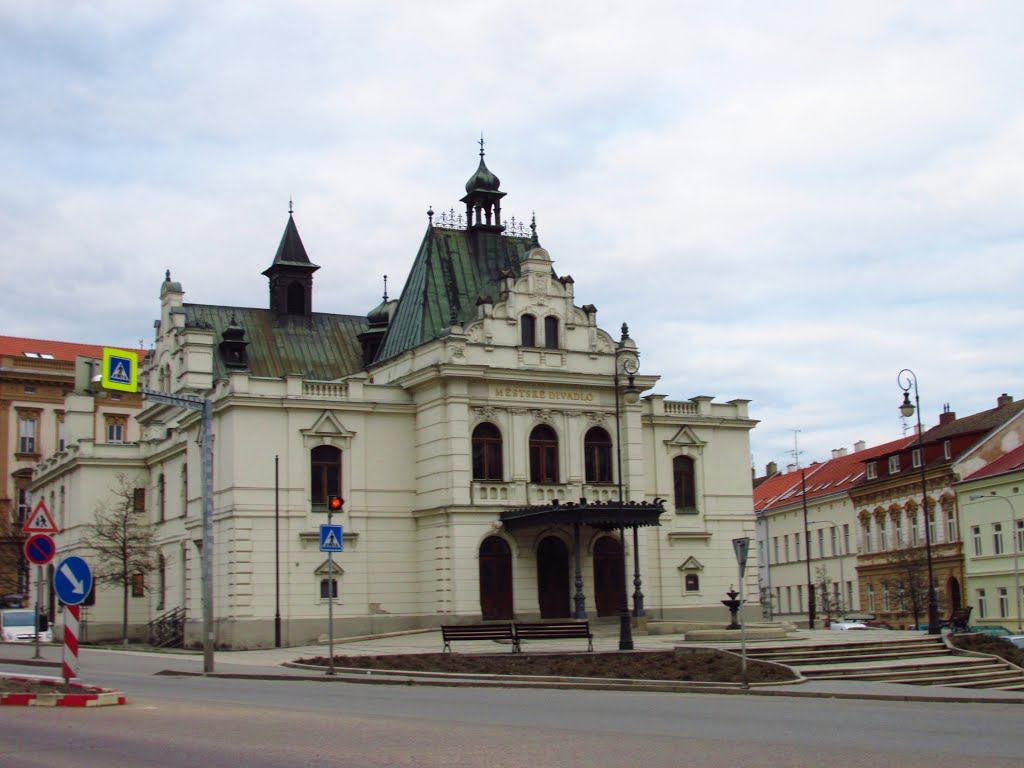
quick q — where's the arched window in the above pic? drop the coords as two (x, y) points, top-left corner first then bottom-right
(544, 316), (559, 349)
(520, 313), (536, 347)
(472, 422), (503, 480)
(311, 445), (342, 506)
(529, 425), (559, 483)
(584, 427), (612, 483)
(673, 455), (696, 511)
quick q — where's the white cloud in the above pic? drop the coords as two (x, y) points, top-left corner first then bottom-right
(1, 1), (1022, 473)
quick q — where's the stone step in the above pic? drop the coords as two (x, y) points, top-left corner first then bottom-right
(749, 647), (949, 666)
(803, 661), (1001, 681)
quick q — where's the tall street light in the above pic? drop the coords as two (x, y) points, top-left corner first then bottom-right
(969, 494), (1022, 634)
(898, 369), (939, 635)
(614, 324), (641, 651)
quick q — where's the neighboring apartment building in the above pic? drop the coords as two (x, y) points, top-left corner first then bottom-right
(31, 150), (760, 648)
(850, 395), (1024, 628)
(754, 437), (913, 625)
(955, 412), (1024, 633)
(0, 336), (143, 602)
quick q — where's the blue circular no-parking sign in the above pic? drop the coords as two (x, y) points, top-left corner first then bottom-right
(54, 556), (93, 606)
(24, 533), (57, 566)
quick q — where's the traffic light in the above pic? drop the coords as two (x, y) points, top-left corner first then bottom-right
(328, 495), (343, 513)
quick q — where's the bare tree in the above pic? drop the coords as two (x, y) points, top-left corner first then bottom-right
(814, 566), (845, 623)
(889, 545), (931, 628)
(88, 474), (157, 644)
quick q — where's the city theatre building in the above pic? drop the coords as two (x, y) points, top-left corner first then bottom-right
(33, 149), (758, 647)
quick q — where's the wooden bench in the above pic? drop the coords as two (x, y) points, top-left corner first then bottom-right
(941, 606), (973, 632)
(514, 621), (593, 652)
(441, 623), (518, 652)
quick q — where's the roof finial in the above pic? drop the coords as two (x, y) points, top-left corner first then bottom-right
(165, 269), (171, 282)
(529, 212), (541, 248)
(382, 275), (388, 302)
(478, 132), (485, 158)
(288, 196), (293, 216)
(427, 205), (434, 224)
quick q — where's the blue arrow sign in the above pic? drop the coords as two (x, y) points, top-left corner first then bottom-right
(54, 556), (93, 606)
(320, 524), (344, 553)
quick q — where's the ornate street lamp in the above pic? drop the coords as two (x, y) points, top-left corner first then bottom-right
(898, 369), (940, 635)
(614, 324), (641, 650)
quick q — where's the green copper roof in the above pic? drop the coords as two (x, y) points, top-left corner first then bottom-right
(183, 304), (366, 380)
(376, 226), (530, 362)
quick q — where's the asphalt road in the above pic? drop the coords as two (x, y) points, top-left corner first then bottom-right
(1, 649), (1022, 767)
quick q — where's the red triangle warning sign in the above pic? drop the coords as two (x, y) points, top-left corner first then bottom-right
(23, 500), (59, 533)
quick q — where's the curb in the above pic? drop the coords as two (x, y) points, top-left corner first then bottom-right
(0, 674), (126, 707)
(157, 666), (1024, 704)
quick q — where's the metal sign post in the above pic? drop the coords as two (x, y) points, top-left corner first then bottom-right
(323, 496), (344, 676)
(136, 387), (215, 674)
(99, 351), (216, 674)
(732, 537), (751, 690)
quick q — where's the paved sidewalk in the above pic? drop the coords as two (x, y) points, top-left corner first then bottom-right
(3, 628), (1024, 703)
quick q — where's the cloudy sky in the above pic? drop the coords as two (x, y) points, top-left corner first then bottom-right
(2, 1), (1022, 473)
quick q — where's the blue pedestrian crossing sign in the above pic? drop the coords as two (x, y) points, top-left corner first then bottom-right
(54, 556), (93, 606)
(319, 524), (344, 553)
(101, 347), (139, 393)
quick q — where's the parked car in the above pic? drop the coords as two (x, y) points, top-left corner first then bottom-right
(829, 620), (868, 631)
(0, 608), (52, 643)
(972, 625), (1012, 638)
(1003, 635), (1024, 649)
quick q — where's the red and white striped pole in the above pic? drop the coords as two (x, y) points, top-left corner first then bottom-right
(63, 605), (80, 683)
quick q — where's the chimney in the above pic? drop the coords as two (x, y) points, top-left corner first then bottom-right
(853, 440), (866, 453)
(997, 393), (1013, 407)
(831, 447), (848, 459)
(766, 461), (778, 476)
(939, 402), (956, 426)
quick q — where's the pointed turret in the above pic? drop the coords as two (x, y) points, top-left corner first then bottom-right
(262, 201), (320, 318)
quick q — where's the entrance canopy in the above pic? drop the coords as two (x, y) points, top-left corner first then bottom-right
(499, 498), (666, 532)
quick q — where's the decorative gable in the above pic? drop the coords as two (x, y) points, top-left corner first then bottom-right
(301, 410), (355, 450)
(665, 426), (706, 454)
(678, 556), (704, 572)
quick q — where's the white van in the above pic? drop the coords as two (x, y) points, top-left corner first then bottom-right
(0, 608), (52, 643)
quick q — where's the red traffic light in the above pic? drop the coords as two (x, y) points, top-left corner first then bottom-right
(328, 495), (343, 512)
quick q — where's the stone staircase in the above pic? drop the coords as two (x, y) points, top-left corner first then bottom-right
(746, 636), (1024, 691)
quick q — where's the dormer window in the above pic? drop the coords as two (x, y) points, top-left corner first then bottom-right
(943, 440), (952, 459)
(888, 455), (900, 474)
(866, 462), (877, 480)
(912, 448), (922, 468)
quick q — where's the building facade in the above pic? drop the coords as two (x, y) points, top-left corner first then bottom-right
(1, 337), (142, 605)
(32, 152), (760, 647)
(850, 395), (1024, 628)
(754, 438), (912, 625)
(955, 414), (1024, 633)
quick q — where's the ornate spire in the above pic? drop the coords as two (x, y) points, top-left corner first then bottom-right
(529, 212), (541, 249)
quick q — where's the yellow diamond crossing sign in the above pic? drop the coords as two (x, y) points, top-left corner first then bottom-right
(101, 347), (139, 393)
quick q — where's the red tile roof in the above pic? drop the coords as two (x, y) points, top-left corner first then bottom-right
(754, 436), (916, 513)
(0, 335), (143, 363)
(963, 443), (1024, 483)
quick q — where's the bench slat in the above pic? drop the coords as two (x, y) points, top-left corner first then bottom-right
(440, 623), (517, 652)
(514, 621), (593, 651)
